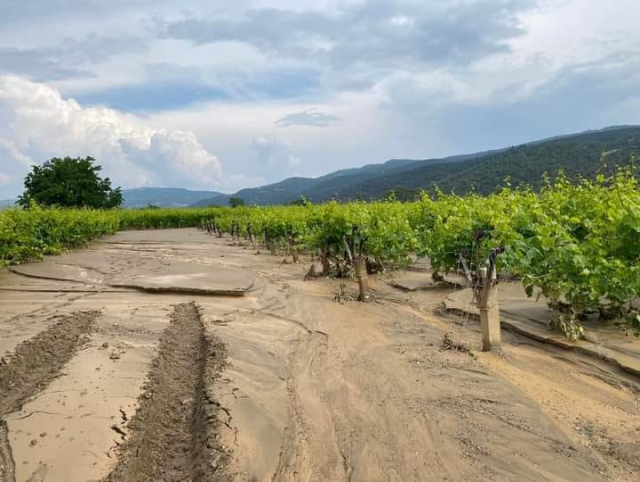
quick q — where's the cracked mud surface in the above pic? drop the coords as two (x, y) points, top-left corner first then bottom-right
(0, 229), (639, 481)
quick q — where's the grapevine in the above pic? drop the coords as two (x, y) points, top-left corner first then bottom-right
(2, 170), (639, 338)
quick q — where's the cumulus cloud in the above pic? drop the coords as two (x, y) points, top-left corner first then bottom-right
(0, 75), (222, 196)
(1, 0), (639, 196)
(250, 135), (301, 175)
(0, 138), (35, 167)
(276, 108), (341, 128)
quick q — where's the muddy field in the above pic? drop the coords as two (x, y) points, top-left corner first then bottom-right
(1, 229), (639, 482)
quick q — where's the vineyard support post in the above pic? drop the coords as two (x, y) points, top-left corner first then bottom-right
(479, 262), (501, 352)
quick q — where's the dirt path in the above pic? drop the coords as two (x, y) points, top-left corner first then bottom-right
(0, 229), (638, 481)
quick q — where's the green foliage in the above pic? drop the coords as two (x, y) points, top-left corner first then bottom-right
(2, 169), (639, 341)
(382, 188), (421, 202)
(407, 168), (640, 338)
(228, 197), (245, 208)
(18, 157), (123, 208)
(287, 195), (311, 206)
(504, 170), (640, 320)
(0, 204), (120, 265)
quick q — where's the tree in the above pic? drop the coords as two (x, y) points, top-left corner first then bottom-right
(228, 196), (245, 208)
(287, 195), (311, 206)
(18, 157), (123, 209)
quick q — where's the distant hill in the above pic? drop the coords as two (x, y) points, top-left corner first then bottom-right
(188, 192), (230, 207)
(193, 125), (640, 206)
(122, 188), (228, 208)
(333, 126), (640, 200)
(0, 199), (17, 210)
(196, 151), (502, 206)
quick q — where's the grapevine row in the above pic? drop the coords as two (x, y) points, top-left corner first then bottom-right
(1, 169), (638, 336)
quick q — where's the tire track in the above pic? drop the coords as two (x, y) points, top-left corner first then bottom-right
(105, 302), (230, 482)
(0, 422), (13, 482)
(0, 311), (97, 482)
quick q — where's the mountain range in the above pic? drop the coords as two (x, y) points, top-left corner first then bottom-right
(191, 125), (640, 206)
(4, 126), (639, 209)
(121, 187), (228, 208)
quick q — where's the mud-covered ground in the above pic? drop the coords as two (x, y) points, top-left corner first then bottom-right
(0, 229), (639, 482)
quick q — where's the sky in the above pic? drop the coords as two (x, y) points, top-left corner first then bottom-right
(0, 0), (639, 198)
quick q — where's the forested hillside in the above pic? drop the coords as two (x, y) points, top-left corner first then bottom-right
(334, 126), (640, 200)
(194, 126), (640, 206)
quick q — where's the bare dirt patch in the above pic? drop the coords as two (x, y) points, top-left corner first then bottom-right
(2, 229), (640, 481)
(0, 311), (97, 482)
(105, 302), (229, 482)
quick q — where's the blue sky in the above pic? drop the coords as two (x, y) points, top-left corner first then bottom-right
(0, 0), (639, 197)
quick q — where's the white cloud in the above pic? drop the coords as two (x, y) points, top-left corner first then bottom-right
(144, 88), (427, 185)
(374, 0), (640, 115)
(250, 134), (301, 170)
(0, 138), (34, 167)
(0, 172), (11, 186)
(1, 0), (639, 198)
(276, 108), (341, 127)
(0, 75), (222, 195)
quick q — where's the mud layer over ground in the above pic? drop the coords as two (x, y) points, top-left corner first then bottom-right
(0, 312), (97, 482)
(0, 229), (639, 481)
(106, 303), (228, 482)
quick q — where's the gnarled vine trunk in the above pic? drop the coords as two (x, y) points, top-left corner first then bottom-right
(320, 246), (330, 276)
(356, 256), (370, 302)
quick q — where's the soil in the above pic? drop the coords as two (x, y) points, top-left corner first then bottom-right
(0, 311), (97, 482)
(0, 229), (638, 481)
(105, 303), (228, 482)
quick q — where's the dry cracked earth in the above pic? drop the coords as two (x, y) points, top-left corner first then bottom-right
(1, 229), (639, 482)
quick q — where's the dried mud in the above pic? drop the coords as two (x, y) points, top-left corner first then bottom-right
(0, 229), (639, 481)
(0, 311), (97, 482)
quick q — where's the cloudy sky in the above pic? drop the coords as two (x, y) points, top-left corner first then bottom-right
(0, 0), (638, 198)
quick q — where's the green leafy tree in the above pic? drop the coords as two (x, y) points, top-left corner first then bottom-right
(228, 196), (245, 208)
(288, 195), (311, 207)
(18, 157), (123, 209)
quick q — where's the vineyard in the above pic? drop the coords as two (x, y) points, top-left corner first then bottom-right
(1, 169), (639, 337)
(2, 172), (640, 481)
